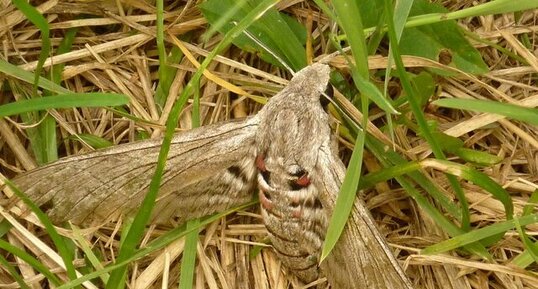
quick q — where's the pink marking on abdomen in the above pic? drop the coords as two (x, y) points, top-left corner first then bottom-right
(259, 190), (273, 210)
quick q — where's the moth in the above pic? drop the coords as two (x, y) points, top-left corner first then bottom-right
(10, 64), (413, 289)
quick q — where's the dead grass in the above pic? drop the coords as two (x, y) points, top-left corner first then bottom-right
(0, 1), (537, 289)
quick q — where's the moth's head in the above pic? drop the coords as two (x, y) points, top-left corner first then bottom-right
(289, 63), (331, 99)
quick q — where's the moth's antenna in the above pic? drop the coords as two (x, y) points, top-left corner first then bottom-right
(321, 86), (338, 108)
(234, 21), (295, 75)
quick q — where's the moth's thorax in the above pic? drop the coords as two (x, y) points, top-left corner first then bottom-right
(257, 96), (331, 170)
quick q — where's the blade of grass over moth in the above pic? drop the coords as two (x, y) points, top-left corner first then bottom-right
(0, 94), (130, 117)
(106, 1), (280, 287)
(180, 89), (201, 289)
(55, 201), (256, 289)
(321, 0), (373, 262)
(383, 0), (471, 232)
(433, 98), (538, 126)
(321, 128), (365, 263)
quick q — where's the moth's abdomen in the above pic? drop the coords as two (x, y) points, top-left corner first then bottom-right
(256, 155), (328, 283)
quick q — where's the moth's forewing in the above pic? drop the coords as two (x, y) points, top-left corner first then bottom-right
(316, 149), (414, 289)
(12, 117), (260, 226)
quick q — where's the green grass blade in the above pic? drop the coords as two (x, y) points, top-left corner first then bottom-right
(11, 0), (50, 95)
(155, 45), (185, 109)
(514, 217), (538, 265)
(332, 1), (369, 77)
(0, 239), (61, 287)
(383, 0), (470, 231)
(3, 180), (72, 286)
(70, 225), (109, 283)
(353, 74), (399, 114)
(365, 135), (462, 220)
(0, 93), (129, 117)
(508, 189), (538, 268)
(433, 98), (538, 126)
(200, 0), (306, 70)
(364, 135), (491, 257)
(422, 214), (538, 255)
(38, 27), (77, 164)
(191, 78), (201, 128)
(396, 175), (490, 258)
(363, 0), (538, 36)
(0, 253), (32, 289)
(358, 158), (513, 222)
(320, 128), (365, 262)
(178, 219), (200, 289)
(416, 159), (512, 219)
(201, 0), (249, 41)
(407, 0), (538, 27)
(67, 134), (114, 149)
(321, 0), (370, 263)
(180, 90), (201, 288)
(156, 0), (166, 68)
(0, 59), (71, 95)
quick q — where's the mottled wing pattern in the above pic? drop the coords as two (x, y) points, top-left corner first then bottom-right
(12, 117), (260, 226)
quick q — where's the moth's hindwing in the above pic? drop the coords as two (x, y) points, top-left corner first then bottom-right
(12, 117), (260, 226)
